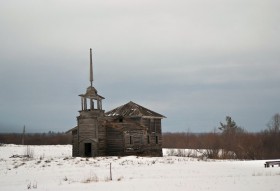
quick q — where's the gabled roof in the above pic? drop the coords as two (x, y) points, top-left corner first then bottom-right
(105, 101), (166, 118)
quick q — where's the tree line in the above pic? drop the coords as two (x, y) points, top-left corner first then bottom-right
(0, 132), (71, 145)
(163, 114), (280, 160)
(0, 114), (279, 159)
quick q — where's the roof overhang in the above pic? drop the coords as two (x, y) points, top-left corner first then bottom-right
(65, 126), (77, 134)
(142, 116), (166, 119)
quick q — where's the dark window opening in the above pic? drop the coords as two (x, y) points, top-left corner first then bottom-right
(147, 135), (150, 144)
(129, 136), (132, 145)
(84, 143), (92, 157)
(119, 118), (123, 122)
(156, 136), (158, 144)
(72, 130), (77, 135)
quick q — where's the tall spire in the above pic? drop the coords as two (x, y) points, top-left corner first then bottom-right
(90, 48), (93, 87)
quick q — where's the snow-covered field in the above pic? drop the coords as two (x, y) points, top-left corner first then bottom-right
(0, 145), (279, 191)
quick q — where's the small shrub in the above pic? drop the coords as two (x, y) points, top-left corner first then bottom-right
(27, 182), (31, 189)
(186, 150), (196, 157)
(117, 176), (124, 181)
(32, 181), (37, 189)
(177, 149), (186, 157)
(25, 146), (34, 158)
(82, 172), (99, 183)
(167, 149), (176, 156)
(39, 154), (44, 160)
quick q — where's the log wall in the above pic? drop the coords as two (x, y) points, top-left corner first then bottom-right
(72, 112), (163, 157)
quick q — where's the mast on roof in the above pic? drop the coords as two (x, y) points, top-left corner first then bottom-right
(90, 48), (93, 87)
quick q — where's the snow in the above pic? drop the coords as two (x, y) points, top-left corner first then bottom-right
(0, 144), (279, 191)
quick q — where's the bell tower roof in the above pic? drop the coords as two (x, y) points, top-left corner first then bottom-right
(79, 86), (104, 100)
(79, 49), (104, 111)
(79, 48), (104, 99)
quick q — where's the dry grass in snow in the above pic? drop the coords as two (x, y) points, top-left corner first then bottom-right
(0, 144), (279, 191)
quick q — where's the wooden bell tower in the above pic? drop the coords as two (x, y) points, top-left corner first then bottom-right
(73, 49), (106, 157)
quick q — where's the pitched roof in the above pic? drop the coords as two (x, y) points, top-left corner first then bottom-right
(105, 101), (166, 118)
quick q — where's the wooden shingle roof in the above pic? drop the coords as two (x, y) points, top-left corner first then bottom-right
(105, 101), (166, 118)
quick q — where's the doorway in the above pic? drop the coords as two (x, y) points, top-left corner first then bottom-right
(84, 143), (92, 157)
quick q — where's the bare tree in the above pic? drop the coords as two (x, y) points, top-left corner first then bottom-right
(267, 113), (280, 133)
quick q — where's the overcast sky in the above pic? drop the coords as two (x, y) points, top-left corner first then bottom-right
(0, 0), (279, 133)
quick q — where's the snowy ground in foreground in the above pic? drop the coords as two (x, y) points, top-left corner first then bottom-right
(0, 145), (279, 191)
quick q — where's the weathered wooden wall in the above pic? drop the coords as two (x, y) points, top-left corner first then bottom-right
(71, 111), (163, 157)
(97, 123), (106, 156)
(103, 117), (163, 157)
(74, 110), (106, 157)
(72, 130), (79, 157)
(106, 125), (124, 156)
(139, 118), (163, 156)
